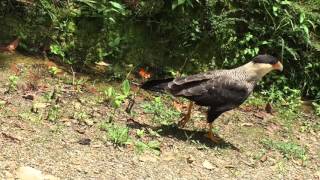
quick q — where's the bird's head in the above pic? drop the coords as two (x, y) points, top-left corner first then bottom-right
(252, 54), (283, 72)
(241, 54), (283, 80)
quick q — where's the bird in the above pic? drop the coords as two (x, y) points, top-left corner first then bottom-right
(141, 54), (283, 143)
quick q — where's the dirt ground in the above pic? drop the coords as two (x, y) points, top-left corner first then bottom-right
(0, 53), (319, 180)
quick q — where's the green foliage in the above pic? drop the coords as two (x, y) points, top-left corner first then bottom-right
(313, 102), (320, 117)
(142, 97), (181, 125)
(105, 79), (131, 109)
(1, 0), (320, 100)
(101, 122), (131, 146)
(261, 138), (308, 161)
(136, 129), (145, 138)
(135, 140), (161, 155)
(48, 66), (59, 76)
(47, 105), (60, 122)
(73, 111), (89, 121)
(8, 75), (19, 91)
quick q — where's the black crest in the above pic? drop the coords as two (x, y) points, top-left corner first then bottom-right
(252, 54), (278, 65)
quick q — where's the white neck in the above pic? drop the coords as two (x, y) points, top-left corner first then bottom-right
(237, 61), (274, 81)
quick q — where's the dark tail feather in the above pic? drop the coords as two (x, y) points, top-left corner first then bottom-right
(141, 78), (174, 92)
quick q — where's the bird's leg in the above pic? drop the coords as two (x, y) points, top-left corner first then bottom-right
(178, 102), (194, 127)
(206, 123), (221, 143)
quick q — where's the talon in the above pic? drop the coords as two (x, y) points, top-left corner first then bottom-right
(206, 123), (222, 144)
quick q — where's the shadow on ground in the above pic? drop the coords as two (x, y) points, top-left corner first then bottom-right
(127, 119), (239, 151)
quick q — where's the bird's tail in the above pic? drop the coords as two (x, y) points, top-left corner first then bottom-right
(141, 78), (174, 92)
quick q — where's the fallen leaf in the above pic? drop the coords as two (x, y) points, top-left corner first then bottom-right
(241, 123), (254, 127)
(202, 160), (215, 170)
(138, 68), (151, 79)
(0, 100), (6, 106)
(225, 164), (236, 168)
(95, 61), (110, 67)
(254, 111), (268, 119)
(1, 132), (21, 142)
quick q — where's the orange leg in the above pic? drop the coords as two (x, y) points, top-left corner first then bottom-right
(206, 123), (222, 143)
(178, 102), (193, 127)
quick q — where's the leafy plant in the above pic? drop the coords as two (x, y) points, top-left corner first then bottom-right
(8, 75), (19, 91)
(261, 138), (308, 161)
(135, 140), (161, 155)
(47, 105), (60, 122)
(73, 111), (89, 122)
(48, 66), (59, 76)
(101, 122), (131, 146)
(136, 129), (145, 138)
(142, 96), (181, 125)
(105, 79), (131, 109)
(313, 102), (320, 116)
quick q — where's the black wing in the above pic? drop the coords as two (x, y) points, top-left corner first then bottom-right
(169, 74), (250, 112)
(168, 71), (218, 95)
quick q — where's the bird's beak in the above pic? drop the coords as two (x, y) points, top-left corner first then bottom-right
(272, 61), (283, 71)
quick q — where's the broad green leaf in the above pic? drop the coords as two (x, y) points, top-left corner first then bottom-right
(172, 0), (186, 10)
(121, 79), (130, 96)
(110, 1), (124, 10)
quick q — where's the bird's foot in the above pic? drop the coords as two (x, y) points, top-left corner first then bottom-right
(205, 131), (223, 144)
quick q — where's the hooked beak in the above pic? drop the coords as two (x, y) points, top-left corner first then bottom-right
(273, 61), (283, 71)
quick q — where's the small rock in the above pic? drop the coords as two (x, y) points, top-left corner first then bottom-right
(92, 111), (101, 118)
(16, 166), (42, 180)
(74, 127), (86, 134)
(202, 160), (214, 170)
(44, 174), (60, 180)
(186, 155), (195, 164)
(84, 119), (94, 126)
(31, 102), (49, 113)
(74, 102), (81, 109)
(77, 138), (91, 145)
(22, 94), (35, 100)
(260, 154), (268, 162)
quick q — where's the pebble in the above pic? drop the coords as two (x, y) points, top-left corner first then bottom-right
(202, 160), (215, 170)
(15, 166), (59, 180)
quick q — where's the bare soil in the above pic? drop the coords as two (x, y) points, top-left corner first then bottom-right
(0, 53), (319, 179)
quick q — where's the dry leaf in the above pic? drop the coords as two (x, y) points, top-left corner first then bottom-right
(138, 68), (151, 79)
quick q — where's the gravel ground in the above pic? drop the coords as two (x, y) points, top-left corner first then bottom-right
(0, 53), (319, 179)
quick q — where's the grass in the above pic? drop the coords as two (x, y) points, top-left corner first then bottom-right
(261, 138), (308, 161)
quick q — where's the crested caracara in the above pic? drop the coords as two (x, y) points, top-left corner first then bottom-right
(141, 55), (283, 143)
